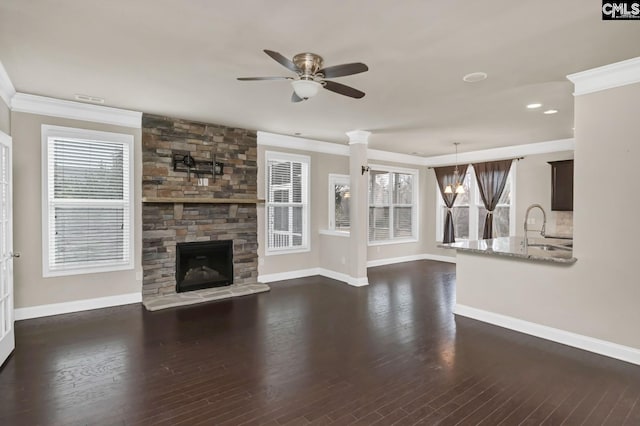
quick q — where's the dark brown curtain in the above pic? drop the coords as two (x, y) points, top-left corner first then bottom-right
(473, 159), (513, 239)
(434, 165), (468, 243)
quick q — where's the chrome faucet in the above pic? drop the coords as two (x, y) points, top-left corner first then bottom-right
(524, 204), (546, 247)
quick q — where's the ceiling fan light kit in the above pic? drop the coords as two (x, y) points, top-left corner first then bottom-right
(237, 50), (368, 102)
(291, 80), (321, 99)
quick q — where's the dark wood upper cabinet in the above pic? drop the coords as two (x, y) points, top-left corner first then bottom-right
(548, 160), (573, 211)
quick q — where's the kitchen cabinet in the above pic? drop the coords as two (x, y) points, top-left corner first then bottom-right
(548, 160), (573, 211)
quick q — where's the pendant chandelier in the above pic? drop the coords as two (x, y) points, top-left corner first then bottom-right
(444, 142), (465, 194)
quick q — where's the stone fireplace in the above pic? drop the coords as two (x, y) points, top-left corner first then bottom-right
(141, 114), (268, 310)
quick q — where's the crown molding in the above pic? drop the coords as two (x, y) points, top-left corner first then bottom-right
(424, 138), (575, 167)
(11, 93), (142, 128)
(259, 132), (424, 165)
(0, 61), (16, 108)
(257, 131), (349, 156)
(258, 132), (574, 167)
(367, 148), (425, 166)
(567, 56), (640, 96)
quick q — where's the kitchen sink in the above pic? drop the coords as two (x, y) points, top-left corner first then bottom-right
(528, 243), (572, 252)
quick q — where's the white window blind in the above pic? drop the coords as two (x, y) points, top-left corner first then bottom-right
(43, 126), (133, 276)
(369, 167), (418, 243)
(266, 152), (309, 254)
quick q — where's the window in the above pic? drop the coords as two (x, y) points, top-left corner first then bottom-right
(328, 174), (350, 231)
(42, 125), (134, 276)
(368, 165), (418, 244)
(265, 151), (310, 254)
(436, 164), (515, 241)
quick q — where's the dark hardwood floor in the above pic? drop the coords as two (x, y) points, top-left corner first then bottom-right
(1, 260), (639, 425)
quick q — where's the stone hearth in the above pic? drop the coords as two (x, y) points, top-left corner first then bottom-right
(141, 114), (267, 309)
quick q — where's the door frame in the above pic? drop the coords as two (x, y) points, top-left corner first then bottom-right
(0, 129), (14, 367)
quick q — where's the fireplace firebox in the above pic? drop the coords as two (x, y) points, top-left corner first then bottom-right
(176, 240), (233, 293)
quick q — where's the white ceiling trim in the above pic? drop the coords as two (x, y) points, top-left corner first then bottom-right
(423, 138), (575, 167)
(11, 93), (142, 129)
(367, 149), (425, 166)
(259, 131), (574, 166)
(0, 60), (16, 108)
(258, 131), (349, 156)
(259, 131), (422, 164)
(567, 56), (640, 96)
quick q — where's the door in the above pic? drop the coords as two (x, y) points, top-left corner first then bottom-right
(0, 130), (14, 366)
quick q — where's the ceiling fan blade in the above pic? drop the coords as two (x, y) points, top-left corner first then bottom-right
(291, 92), (304, 103)
(237, 76), (290, 81)
(318, 62), (368, 78)
(323, 80), (365, 99)
(264, 50), (300, 73)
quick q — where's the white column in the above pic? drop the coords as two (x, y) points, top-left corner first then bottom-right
(346, 130), (370, 286)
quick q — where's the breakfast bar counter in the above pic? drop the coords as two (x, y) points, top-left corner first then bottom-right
(440, 237), (577, 264)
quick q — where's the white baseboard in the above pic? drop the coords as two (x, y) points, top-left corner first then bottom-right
(258, 268), (320, 283)
(367, 253), (456, 267)
(259, 267), (368, 287)
(14, 292), (143, 321)
(318, 268), (368, 287)
(259, 254), (455, 286)
(455, 304), (640, 366)
(423, 253), (457, 264)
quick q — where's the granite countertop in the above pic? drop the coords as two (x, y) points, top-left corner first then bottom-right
(439, 237), (577, 264)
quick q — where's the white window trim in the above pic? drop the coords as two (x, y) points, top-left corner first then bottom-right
(435, 163), (516, 242)
(41, 125), (134, 277)
(328, 173), (350, 232)
(368, 164), (419, 246)
(264, 151), (311, 256)
(318, 229), (350, 237)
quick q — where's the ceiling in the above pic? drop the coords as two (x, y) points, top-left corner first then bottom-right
(1, 1), (639, 156)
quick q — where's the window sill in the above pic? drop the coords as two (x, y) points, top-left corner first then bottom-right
(318, 229), (350, 237)
(368, 238), (419, 247)
(44, 262), (134, 278)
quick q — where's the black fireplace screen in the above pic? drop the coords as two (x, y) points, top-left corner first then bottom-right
(176, 240), (233, 293)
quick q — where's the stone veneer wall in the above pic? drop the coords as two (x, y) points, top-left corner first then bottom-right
(142, 114), (258, 297)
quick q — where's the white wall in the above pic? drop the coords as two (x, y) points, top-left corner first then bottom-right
(0, 98), (9, 135)
(456, 81), (640, 352)
(257, 144), (349, 276)
(257, 135), (577, 277)
(11, 111), (143, 308)
(257, 140), (439, 278)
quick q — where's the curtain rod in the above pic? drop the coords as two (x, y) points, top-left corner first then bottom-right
(427, 156), (524, 169)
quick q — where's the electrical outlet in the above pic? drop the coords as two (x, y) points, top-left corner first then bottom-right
(136, 271), (142, 281)
(341, 256), (346, 265)
(197, 178), (209, 186)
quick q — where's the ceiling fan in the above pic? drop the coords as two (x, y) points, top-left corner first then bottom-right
(237, 50), (368, 102)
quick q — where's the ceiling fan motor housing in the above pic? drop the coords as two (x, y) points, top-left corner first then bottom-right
(293, 53), (323, 78)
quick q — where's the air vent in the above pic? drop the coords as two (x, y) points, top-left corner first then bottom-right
(74, 94), (105, 104)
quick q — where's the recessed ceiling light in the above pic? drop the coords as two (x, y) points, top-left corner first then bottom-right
(543, 109), (558, 115)
(462, 72), (488, 83)
(526, 103), (542, 109)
